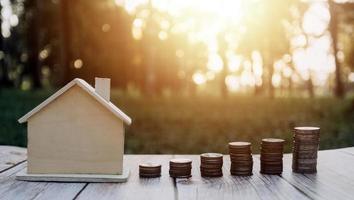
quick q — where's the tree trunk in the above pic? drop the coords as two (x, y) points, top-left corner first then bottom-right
(307, 76), (314, 98)
(144, 46), (156, 96)
(329, 0), (345, 98)
(0, 11), (12, 88)
(262, 40), (274, 98)
(268, 59), (275, 98)
(220, 54), (228, 98)
(187, 69), (196, 97)
(26, 0), (41, 89)
(60, 0), (72, 85)
(288, 77), (293, 97)
(262, 53), (274, 98)
(218, 34), (228, 98)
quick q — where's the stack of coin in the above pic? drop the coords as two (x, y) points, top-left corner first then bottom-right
(229, 142), (253, 176)
(292, 127), (320, 174)
(200, 153), (223, 177)
(260, 138), (285, 174)
(169, 158), (192, 178)
(139, 163), (161, 178)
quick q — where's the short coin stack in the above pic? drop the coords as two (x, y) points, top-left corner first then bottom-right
(139, 163), (161, 178)
(260, 138), (285, 174)
(200, 153), (223, 177)
(229, 142), (253, 176)
(292, 127), (320, 174)
(169, 158), (192, 178)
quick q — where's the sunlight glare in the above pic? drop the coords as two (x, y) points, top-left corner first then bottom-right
(193, 72), (207, 85)
(283, 66), (292, 78)
(227, 53), (242, 72)
(132, 18), (144, 40)
(158, 31), (168, 40)
(272, 73), (282, 88)
(302, 2), (329, 36)
(116, 0), (339, 90)
(240, 62), (255, 87)
(74, 59), (83, 69)
(349, 73), (354, 83)
(207, 53), (223, 72)
(252, 51), (263, 77)
(225, 75), (240, 91)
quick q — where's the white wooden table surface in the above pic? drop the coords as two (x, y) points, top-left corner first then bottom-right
(1, 145), (354, 200)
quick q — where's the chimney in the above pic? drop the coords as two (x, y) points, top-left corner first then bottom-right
(95, 77), (110, 101)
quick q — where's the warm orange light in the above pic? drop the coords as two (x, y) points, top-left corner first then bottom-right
(115, 0), (336, 89)
(193, 72), (206, 85)
(74, 59), (83, 69)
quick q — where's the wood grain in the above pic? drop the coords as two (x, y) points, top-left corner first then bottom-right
(0, 146), (26, 172)
(281, 150), (354, 200)
(1, 146), (354, 200)
(340, 147), (354, 155)
(0, 146), (85, 200)
(0, 162), (86, 200)
(27, 85), (125, 175)
(76, 155), (176, 200)
(174, 154), (309, 200)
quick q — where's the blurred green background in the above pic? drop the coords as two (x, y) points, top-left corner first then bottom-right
(2, 89), (354, 153)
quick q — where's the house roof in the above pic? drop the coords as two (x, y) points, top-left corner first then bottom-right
(18, 78), (132, 125)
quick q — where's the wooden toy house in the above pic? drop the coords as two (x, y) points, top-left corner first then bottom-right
(17, 78), (131, 182)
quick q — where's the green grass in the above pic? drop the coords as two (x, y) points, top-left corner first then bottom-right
(1, 89), (354, 154)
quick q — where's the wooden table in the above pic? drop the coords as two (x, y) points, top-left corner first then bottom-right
(1, 145), (354, 200)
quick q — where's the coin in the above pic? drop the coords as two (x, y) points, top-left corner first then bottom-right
(229, 141), (251, 147)
(260, 138), (284, 174)
(200, 153), (223, 178)
(228, 141), (253, 176)
(292, 127), (320, 174)
(139, 162), (162, 178)
(170, 158), (192, 164)
(169, 158), (192, 178)
(201, 153), (223, 158)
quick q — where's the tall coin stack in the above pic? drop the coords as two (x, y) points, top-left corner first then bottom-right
(200, 153), (223, 177)
(292, 127), (320, 173)
(260, 138), (284, 175)
(169, 158), (192, 178)
(229, 142), (253, 176)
